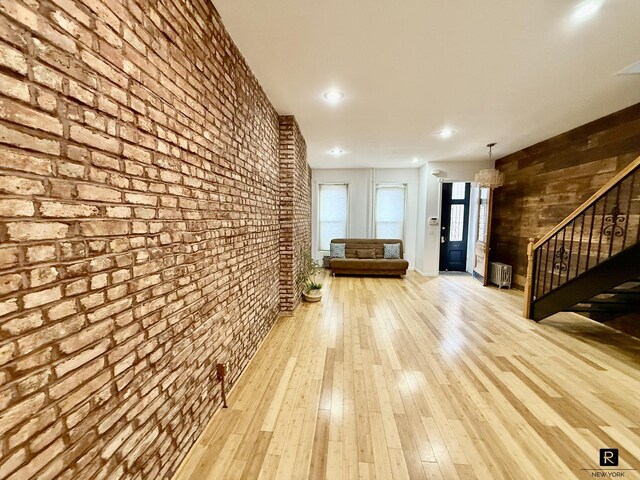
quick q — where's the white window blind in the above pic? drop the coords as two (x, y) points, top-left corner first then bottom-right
(375, 184), (406, 240)
(319, 184), (348, 251)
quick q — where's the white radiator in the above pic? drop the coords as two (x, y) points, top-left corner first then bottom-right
(489, 262), (512, 289)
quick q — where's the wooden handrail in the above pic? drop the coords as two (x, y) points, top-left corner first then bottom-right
(533, 154), (640, 249)
(523, 238), (535, 319)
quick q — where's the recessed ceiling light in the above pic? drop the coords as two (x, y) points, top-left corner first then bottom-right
(412, 158), (419, 163)
(437, 128), (455, 138)
(323, 89), (344, 104)
(329, 147), (344, 155)
(571, 0), (604, 21)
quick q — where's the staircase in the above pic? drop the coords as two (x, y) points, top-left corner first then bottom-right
(523, 155), (640, 322)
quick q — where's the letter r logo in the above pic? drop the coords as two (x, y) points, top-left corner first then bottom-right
(599, 448), (618, 466)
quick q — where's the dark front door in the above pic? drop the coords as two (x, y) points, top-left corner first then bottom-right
(439, 182), (471, 271)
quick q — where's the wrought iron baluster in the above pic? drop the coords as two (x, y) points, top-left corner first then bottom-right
(558, 227), (568, 288)
(585, 203), (595, 271)
(575, 212), (585, 279)
(550, 234), (558, 291)
(534, 248), (542, 299)
(629, 170), (639, 244)
(604, 184), (625, 259)
(542, 241), (550, 296)
(566, 219), (575, 284)
(596, 192), (608, 265)
(622, 171), (634, 249)
(553, 241), (568, 276)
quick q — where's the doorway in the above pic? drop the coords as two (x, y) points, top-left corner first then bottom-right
(439, 182), (471, 271)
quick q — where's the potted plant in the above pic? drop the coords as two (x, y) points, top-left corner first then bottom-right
(297, 249), (323, 302)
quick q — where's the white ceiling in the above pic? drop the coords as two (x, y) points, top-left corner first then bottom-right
(214, 0), (640, 169)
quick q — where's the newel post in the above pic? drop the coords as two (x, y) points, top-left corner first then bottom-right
(523, 238), (535, 319)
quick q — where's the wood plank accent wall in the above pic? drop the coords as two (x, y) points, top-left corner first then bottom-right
(491, 102), (640, 290)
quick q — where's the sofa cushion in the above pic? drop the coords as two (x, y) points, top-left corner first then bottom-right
(331, 239), (404, 259)
(330, 258), (409, 270)
(383, 243), (401, 259)
(356, 249), (376, 259)
(330, 242), (346, 258)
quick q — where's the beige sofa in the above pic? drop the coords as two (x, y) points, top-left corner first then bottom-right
(329, 238), (409, 276)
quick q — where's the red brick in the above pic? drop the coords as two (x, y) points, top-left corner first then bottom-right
(0, 273), (22, 295)
(9, 406), (56, 450)
(0, 41), (27, 74)
(26, 245), (56, 263)
(16, 315), (84, 355)
(0, 1), (311, 478)
(0, 199), (34, 216)
(0, 98), (63, 135)
(0, 123), (60, 155)
(33, 64), (63, 91)
(6, 222), (69, 241)
(7, 438), (65, 480)
(0, 393), (46, 437)
(0, 151), (52, 175)
(0, 448), (27, 478)
(80, 220), (128, 236)
(1, 312), (43, 336)
(0, 175), (45, 195)
(70, 125), (119, 154)
(23, 285), (62, 308)
(0, 70), (29, 101)
(29, 267), (59, 288)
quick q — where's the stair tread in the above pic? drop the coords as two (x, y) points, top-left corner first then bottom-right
(531, 239), (640, 321)
(585, 294), (640, 304)
(608, 286), (640, 294)
(568, 304), (640, 313)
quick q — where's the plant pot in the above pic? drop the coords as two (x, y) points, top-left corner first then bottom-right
(303, 289), (323, 302)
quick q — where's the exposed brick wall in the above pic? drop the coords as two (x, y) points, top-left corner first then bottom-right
(491, 103), (640, 289)
(278, 116), (311, 314)
(0, 0), (309, 479)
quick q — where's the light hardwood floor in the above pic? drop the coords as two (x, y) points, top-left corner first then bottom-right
(174, 272), (640, 480)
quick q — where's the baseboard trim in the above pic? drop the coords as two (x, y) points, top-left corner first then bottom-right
(414, 268), (438, 277)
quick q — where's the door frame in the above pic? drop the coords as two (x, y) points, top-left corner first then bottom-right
(438, 181), (471, 272)
(472, 186), (494, 285)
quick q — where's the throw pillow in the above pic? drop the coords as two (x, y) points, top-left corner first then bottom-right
(356, 249), (376, 259)
(330, 242), (346, 258)
(383, 243), (401, 259)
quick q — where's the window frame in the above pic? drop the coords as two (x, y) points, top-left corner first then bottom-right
(317, 182), (350, 251)
(374, 183), (407, 241)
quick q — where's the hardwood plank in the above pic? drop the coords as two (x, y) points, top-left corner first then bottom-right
(173, 273), (640, 480)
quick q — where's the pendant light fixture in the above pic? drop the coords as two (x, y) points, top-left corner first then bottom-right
(474, 142), (504, 188)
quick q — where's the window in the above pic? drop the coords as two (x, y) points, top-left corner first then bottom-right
(375, 184), (406, 240)
(318, 184), (348, 251)
(449, 204), (465, 241)
(449, 182), (468, 241)
(451, 182), (466, 200)
(477, 187), (489, 242)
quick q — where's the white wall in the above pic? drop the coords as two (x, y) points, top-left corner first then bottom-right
(312, 162), (484, 275)
(312, 168), (420, 268)
(415, 164), (428, 271)
(415, 160), (484, 276)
